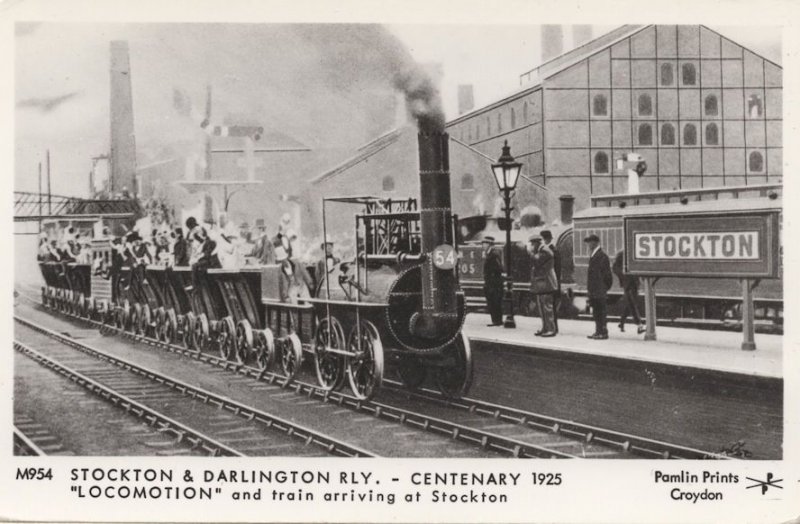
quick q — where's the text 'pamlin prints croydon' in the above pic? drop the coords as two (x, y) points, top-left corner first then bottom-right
(654, 470), (740, 503)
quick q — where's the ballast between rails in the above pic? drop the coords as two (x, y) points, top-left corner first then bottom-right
(14, 340), (243, 457)
(381, 380), (730, 460)
(14, 316), (376, 458)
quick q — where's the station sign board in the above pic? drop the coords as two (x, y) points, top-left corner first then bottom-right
(624, 211), (780, 278)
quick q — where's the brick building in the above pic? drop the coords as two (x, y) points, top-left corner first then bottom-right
(447, 24), (783, 220)
(306, 25), (782, 241)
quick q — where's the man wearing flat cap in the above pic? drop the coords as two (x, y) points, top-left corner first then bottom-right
(529, 234), (557, 337)
(584, 233), (613, 339)
(482, 236), (503, 326)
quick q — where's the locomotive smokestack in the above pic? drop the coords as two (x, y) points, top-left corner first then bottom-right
(411, 131), (459, 339)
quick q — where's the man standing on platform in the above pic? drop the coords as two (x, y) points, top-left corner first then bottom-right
(482, 236), (503, 327)
(584, 233), (613, 340)
(540, 230), (561, 334)
(529, 234), (557, 337)
(613, 250), (646, 334)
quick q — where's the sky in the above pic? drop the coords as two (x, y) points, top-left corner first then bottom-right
(14, 23), (782, 197)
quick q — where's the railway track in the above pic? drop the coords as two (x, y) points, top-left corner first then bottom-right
(13, 426), (46, 456)
(16, 294), (730, 459)
(14, 322), (374, 457)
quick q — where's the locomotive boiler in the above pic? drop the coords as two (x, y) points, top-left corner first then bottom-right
(309, 131), (471, 399)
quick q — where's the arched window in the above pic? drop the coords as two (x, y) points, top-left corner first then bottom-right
(592, 94), (608, 116)
(705, 123), (719, 145)
(593, 152), (609, 174)
(475, 124), (480, 140)
(749, 151), (764, 172)
(661, 123), (676, 145)
(681, 63), (696, 85)
(683, 124), (697, 145)
(704, 95), (718, 116)
(468, 125), (472, 141)
(510, 108), (516, 129)
(747, 94), (763, 118)
(523, 102), (528, 124)
(382, 175), (395, 192)
(497, 113), (503, 133)
(486, 116), (491, 136)
(461, 173), (475, 190)
(638, 94), (652, 116)
(638, 123), (653, 145)
(660, 63), (674, 86)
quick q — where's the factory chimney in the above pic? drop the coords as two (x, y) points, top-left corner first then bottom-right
(541, 25), (564, 63)
(457, 85), (474, 115)
(109, 41), (138, 196)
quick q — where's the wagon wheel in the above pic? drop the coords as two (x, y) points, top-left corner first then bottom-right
(397, 356), (427, 391)
(253, 328), (276, 371)
(193, 313), (211, 353)
(163, 308), (178, 344)
(131, 303), (143, 335)
(217, 316), (237, 361)
(182, 312), (197, 350)
(434, 332), (474, 399)
(139, 304), (152, 337)
(313, 317), (346, 391)
(234, 319), (254, 365)
(346, 320), (384, 400)
(280, 333), (303, 381)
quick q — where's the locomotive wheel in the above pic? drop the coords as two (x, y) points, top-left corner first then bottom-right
(345, 320), (384, 401)
(131, 303), (142, 335)
(313, 317), (346, 391)
(163, 309), (178, 344)
(139, 304), (152, 337)
(254, 328), (276, 371)
(434, 332), (474, 400)
(218, 316), (237, 361)
(193, 313), (211, 353)
(183, 312), (197, 350)
(397, 357), (427, 390)
(280, 333), (303, 381)
(234, 319), (254, 365)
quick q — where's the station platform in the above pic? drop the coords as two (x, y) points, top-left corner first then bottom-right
(463, 313), (782, 380)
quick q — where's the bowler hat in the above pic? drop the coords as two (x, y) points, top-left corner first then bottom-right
(528, 234), (542, 243)
(321, 241), (334, 249)
(126, 232), (142, 243)
(583, 233), (600, 243)
(481, 236), (495, 243)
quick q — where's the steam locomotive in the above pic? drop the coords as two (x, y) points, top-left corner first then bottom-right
(39, 132), (472, 401)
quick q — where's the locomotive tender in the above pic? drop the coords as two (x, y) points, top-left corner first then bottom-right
(39, 131), (472, 401)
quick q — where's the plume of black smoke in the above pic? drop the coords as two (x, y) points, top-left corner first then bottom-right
(292, 24), (445, 134)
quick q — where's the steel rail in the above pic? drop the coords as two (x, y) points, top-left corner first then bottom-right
(29, 295), (728, 459)
(14, 340), (243, 457)
(19, 308), (576, 458)
(13, 426), (45, 456)
(381, 380), (730, 460)
(14, 317), (376, 458)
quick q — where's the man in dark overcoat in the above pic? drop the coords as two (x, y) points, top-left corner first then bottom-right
(482, 236), (503, 327)
(585, 233), (613, 339)
(540, 230), (561, 333)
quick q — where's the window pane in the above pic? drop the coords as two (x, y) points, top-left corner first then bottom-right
(749, 151), (763, 172)
(683, 124), (697, 145)
(593, 94), (608, 116)
(682, 63), (696, 85)
(704, 95), (718, 116)
(747, 94), (763, 118)
(639, 124), (653, 145)
(660, 63), (673, 85)
(638, 94), (652, 116)
(594, 152), (609, 173)
(661, 123), (675, 145)
(705, 123), (719, 145)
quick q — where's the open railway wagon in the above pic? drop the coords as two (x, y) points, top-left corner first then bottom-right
(37, 132), (474, 402)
